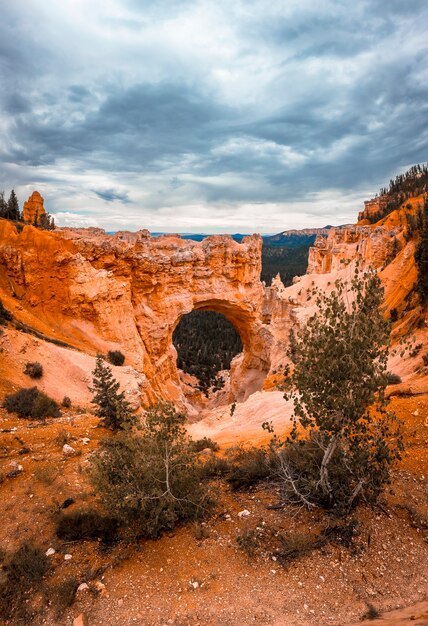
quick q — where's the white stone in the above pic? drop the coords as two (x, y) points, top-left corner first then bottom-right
(77, 583), (89, 592)
(238, 509), (251, 518)
(63, 444), (76, 456)
(45, 548), (55, 556)
(64, 554), (72, 560)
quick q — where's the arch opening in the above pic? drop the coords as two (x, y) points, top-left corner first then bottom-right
(172, 309), (243, 398)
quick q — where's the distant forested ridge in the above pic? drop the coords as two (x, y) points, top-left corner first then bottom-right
(365, 163), (428, 223)
(261, 244), (310, 286)
(173, 310), (243, 394)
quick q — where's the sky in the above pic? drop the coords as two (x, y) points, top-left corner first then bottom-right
(1, 0), (428, 234)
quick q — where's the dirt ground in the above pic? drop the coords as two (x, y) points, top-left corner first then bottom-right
(0, 394), (427, 626)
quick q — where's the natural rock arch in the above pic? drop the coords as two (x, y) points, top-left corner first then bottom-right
(170, 298), (272, 404)
(0, 220), (276, 409)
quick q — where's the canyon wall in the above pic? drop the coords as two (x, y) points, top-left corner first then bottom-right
(0, 191), (425, 412)
(0, 219), (273, 408)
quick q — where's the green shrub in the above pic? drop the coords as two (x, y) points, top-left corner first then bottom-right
(226, 446), (272, 490)
(201, 455), (230, 478)
(0, 299), (12, 325)
(3, 387), (60, 419)
(275, 521), (358, 566)
(275, 434), (387, 513)
(52, 577), (78, 615)
(387, 372), (402, 385)
(410, 343), (423, 358)
(276, 532), (319, 565)
(107, 350), (125, 366)
(0, 542), (48, 623)
(389, 308), (398, 322)
(23, 361), (43, 379)
(190, 437), (220, 452)
(56, 510), (119, 543)
(90, 402), (213, 537)
(62, 396), (72, 408)
(363, 604), (381, 620)
(7, 543), (48, 583)
(236, 528), (262, 558)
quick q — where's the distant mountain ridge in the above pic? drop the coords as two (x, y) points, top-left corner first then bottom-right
(151, 226), (348, 247)
(264, 225), (339, 248)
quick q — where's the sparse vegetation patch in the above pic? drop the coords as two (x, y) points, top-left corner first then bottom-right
(3, 387), (60, 419)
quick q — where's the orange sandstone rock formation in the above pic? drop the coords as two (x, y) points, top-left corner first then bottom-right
(0, 221), (274, 409)
(0, 191), (426, 413)
(22, 190), (46, 224)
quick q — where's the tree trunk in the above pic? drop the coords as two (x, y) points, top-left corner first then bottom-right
(319, 436), (337, 503)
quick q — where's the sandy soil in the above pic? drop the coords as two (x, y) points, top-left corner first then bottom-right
(0, 393), (427, 626)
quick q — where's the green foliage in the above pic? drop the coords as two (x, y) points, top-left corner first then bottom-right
(366, 163), (428, 223)
(389, 307), (398, 322)
(173, 310), (242, 394)
(190, 437), (220, 452)
(200, 455), (231, 478)
(3, 387), (60, 419)
(0, 189), (21, 221)
(276, 520), (358, 566)
(90, 402), (213, 537)
(414, 197), (428, 305)
(91, 354), (136, 431)
(62, 395), (72, 408)
(0, 298), (12, 325)
(7, 543), (48, 583)
(107, 350), (125, 366)
(51, 577), (78, 615)
(386, 372), (401, 385)
(0, 542), (48, 622)
(56, 510), (119, 543)
(0, 190), (6, 218)
(37, 211), (55, 230)
(281, 267), (403, 512)
(225, 446), (272, 490)
(261, 244), (310, 286)
(24, 361), (43, 379)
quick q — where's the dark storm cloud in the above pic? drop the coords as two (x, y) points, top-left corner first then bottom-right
(3, 82), (232, 172)
(0, 0), (427, 231)
(93, 188), (131, 203)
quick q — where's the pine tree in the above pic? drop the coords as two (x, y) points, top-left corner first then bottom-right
(415, 197), (428, 305)
(0, 191), (7, 219)
(90, 354), (136, 431)
(6, 190), (20, 221)
(38, 212), (55, 230)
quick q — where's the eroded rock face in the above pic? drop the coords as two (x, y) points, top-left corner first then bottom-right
(0, 191), (425, 412)
(307, 225), (398, 274)
(0, 221), (272, 407)
(22, 191), (46, 225)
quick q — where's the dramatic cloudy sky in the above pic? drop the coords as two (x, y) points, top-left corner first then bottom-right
(1, 0), (427, 233)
